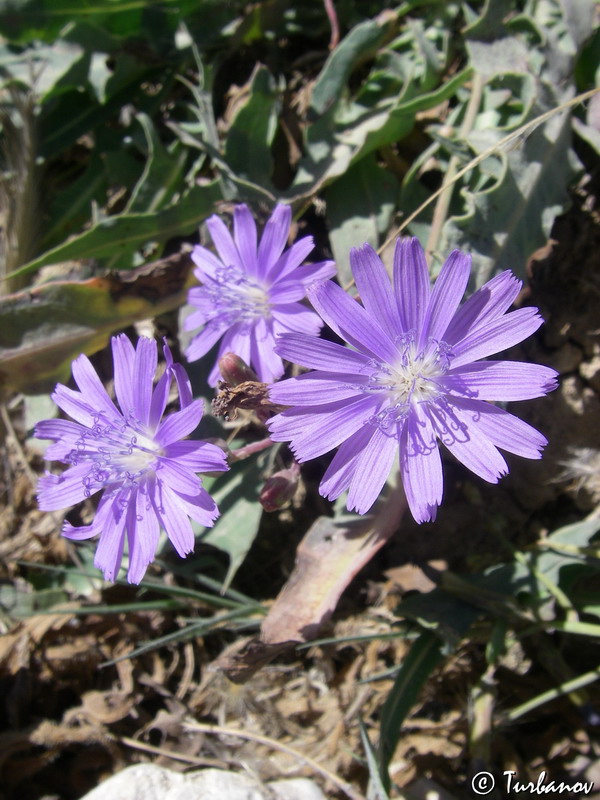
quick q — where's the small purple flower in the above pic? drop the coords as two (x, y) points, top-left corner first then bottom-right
(36, 335), (228, 583)
(267, 238), (558, 522)
(185, 203), (335, 385)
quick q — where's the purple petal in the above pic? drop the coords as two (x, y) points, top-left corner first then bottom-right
(291, 259), (337, 286)
(94, 492), (128, 581)
(62, 494), (112, 540)
(151, 337), (194, 428)
(164, 440), (228, 472)
(450, 307), (544, 368)
(273, 332), (371, 372)
(153, 483), (195, 557)
(191, 244), (226, 282)
(429, 398), (508, 483)
(269, 372), (369, 405)
(444, 270), (522, 345)
(438, 361), (558, 401)
(36, 418), (85, 460)
(269, 280), (307, 303)
(320, 425), (378, 501)
(155, 400), (203, 446)
(52, 384), (95, 427)
(269, 394), (383, 461)
(447, 396), (547, 459)
(308, 280), (399, 364)
(148, 370), (171, 432)
(170, 488), (219, 529)
(400, 406), (443, 523)
(206, 213), (243, 270)
(351, 244), (401, 338)
(266, 235), (314, 283)
(133, 337), (158, 426)
(249, 317), (283, 383)
(185, 319), (230, 362)
(166, 342), (193, 408)
(393, 237), (430, 333)
(71, 354), (119, 421)
(233, 204), (258, 275)
(111, 334), (136, 417)
(157, 459), (202, 496)
(37, 462), (92, 511)
(257, 204), (292, 275)
(126, 482), (160, 584)
(347, 426), (398, 514)
(183, 301), (213, 330)
(271, 304), (324, 336)
(420, 250), (471, 345)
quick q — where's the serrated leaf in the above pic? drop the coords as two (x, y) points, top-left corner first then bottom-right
(287, 67), (472, 201)
(400, 1), (586, 286)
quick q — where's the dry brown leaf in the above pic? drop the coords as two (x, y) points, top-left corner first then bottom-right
(66, 690), (137, 725)
(0, 626), (30, 674)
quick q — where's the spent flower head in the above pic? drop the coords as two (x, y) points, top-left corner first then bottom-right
(36, 335), (228, 583)
(267, 238), (558, 523)
(185, 203), (335, 385)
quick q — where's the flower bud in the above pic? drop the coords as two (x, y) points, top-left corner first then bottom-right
(218, 353), (259, 386)
(259, 464), (300, 512)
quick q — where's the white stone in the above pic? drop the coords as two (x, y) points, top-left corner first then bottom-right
(79, 764), (327, 800)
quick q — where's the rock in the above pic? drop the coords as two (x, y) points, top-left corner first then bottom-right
(78, 764), (327, 800)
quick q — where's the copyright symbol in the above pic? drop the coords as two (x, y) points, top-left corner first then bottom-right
(471, 771), (495, 795)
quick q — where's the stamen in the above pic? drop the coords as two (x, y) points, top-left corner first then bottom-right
(197, 266), (271, 328)
(67, 408), (164, 495)
(362, 337), (455, 433)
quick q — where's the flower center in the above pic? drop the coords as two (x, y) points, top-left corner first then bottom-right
(202, 266), (271, 326)
(364, 332), (453, 432)
(68, 412), (164, 496)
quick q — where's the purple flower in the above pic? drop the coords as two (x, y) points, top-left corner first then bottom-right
(184, 203), (336, 385)
(267, 238), (558, 522)
(36, 335), (228, 583)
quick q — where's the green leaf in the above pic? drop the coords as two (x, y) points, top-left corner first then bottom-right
(287, 66), (472, 201)
(224, 65), (278, 189)
(0, 0), (182, 43)
(194, 460), (263, 592)
(39, 154), (108, 251)
(126, 112), (188, 214)
(395, 586), (481, 648)
(310, 15), (394, 117)
(325, 153), (397, 285)
(378, 631), (444, 791)
(9, 180), (222, 279)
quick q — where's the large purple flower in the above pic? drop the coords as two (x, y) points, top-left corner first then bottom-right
(267, 238), (558, 522)
(36, 335), (228, 583)
(185, 203), (335, 385)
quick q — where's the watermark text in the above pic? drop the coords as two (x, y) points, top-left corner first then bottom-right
(471, 769), (594, 796)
